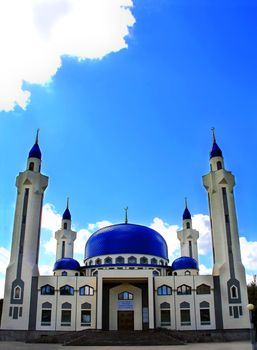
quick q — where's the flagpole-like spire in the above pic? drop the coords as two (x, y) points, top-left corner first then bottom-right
(211, 127), (216, 144)
(185, 197), (188, 208)
(124, 206), (128, 224)
(66, 197), (69, 209)
(35, 128), (40, 144)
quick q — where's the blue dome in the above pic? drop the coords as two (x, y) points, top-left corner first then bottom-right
(29, 143), (41, 160)
(63, 208), (71, 221)
(183, 207), (191, 220)
(172, 256), (198, 270)
(53, 257), (80, 271)
(210, 142), (223, 159)
(85, 223), (168, 260)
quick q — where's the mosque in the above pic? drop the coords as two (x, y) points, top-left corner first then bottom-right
(1, 131), (250, 332)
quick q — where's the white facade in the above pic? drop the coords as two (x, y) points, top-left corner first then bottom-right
(1, 133), (250, 332)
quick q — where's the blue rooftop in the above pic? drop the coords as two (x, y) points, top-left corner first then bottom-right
(85, 223), (168, 260)
(172, 256), (198, 270)
(29, 143), (41, 160)
(63, 208), (71, 221)
(53, 257), (80, 271)
(210, 142), (223, 159)
(183, 207), (191, 220)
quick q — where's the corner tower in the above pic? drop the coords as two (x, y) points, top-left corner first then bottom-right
(55, 199), (77, 261)
(177, 199), (199, 262)
(202, 129), (249, 329)
(1, 131), (48, 330)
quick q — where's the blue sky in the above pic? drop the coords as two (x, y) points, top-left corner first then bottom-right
(0, 0), (257, 296)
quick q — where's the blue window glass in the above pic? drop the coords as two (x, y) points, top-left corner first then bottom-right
(157, 285), (172, 296)
(41, 285), (55, 295)
(79, 285), (94, 296)
(60, 285), (74, 296)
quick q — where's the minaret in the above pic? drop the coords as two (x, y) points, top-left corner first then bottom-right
(55, 199), (77, 261)
(202, 129), (249, 329)
(1, 131), (48, 330)
(177, 199), (199, 262)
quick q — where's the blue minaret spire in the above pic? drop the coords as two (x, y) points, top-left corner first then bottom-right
(210, 127), (223, 159)
(28, 129), (41, 160)
(63, 197), (71, 221)
(182, 197), (191, 220)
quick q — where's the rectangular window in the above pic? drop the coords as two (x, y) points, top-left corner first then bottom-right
(9, 307), (13, 317)
(81, 310), (91, 326)
(61, 310), (71, 326)
(229, 306), (233, 316)
(180, 310), (191, 326)
(62, 241), (65, 258)
(161, 310), (171, 326)
(200, 309), (210, 325)
(189, 241), (192, 258)
(41, 310), (51, 326)
(239, 306), (243, 316)
(19, 307), (22, 317)
(13, 307), (18, 320)
(233, 306), (239, 319)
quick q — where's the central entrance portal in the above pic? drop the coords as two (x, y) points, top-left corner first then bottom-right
(118, 311), (134, 330)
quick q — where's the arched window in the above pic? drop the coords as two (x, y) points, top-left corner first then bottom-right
(118, 291), (133, 300)
(185, 270), (191, 275)
(29, 162), (34, 171)
(14, 286), (21, 299)
(63, 223), (67, 229)
(81, 302), (91, 326)
(92, 270), (98, 277)
(41, 302), (52, 326)
(95, 258), (102, 265)
(41, 284), (55, 295)
(200, 301), (211, 325)
(140, 256), (148, 264)
(89, 260), (93, 266)
(160, 302), (171, 326)
(60, 285), (74, 296)
(153, 270), (159, 276)
(75, 273), (79, 276)
(217, 161), (222, 170)
(157, 285), (172, 296)
(128, 256), (137, 264)
(173, 272), (177, 276)
(79, 285), (94, 296)
(177, 284), (191, 295)
(104, 257), (112, 264)
(151, 258), (157, 265)
(61, 302), (72, 326)
(180, 301), (191, 326)
(62, 271), (67, 276)
(230, 285), (238, 299)
(116, 256), (124, 264)
(196, 284), (211, 295)
(186, 222), (190, 229)
(159, 260), (164, 265)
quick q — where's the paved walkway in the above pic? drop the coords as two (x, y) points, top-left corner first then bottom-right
(0, 341), (252, 350)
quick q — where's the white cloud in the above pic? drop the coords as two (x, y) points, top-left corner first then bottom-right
(150, 217), (180, 263)
(0, 278), (5, 299)
(192, 214), (212, 256)
(240, 237), (257, 273)
(39, 264), (53, 276)
(42, 203), (62, 232)
(0, 0), (135, 111)
(199, 264), (212, 275)
(0, 247), (10, 275)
